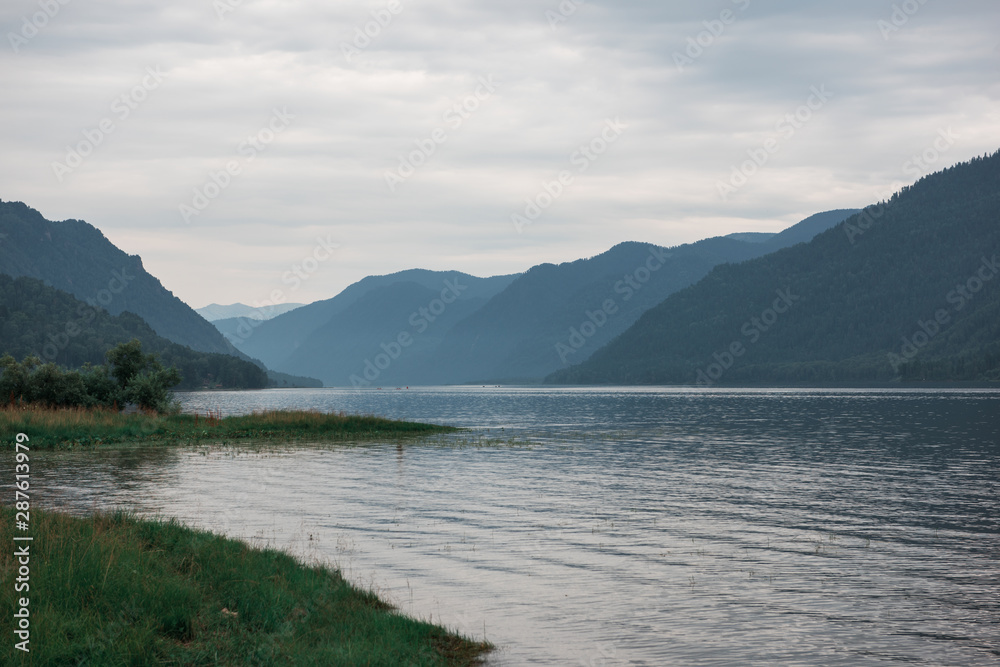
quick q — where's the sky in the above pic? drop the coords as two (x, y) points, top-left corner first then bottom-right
(2, 0), (998, 309)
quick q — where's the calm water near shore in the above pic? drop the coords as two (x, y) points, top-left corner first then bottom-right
(20, 387), (1000, 665)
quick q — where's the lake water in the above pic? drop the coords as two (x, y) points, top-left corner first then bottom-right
(22, 387), (1000, 665)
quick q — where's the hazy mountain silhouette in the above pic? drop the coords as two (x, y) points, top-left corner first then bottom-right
(242, 210), (856, 385)
(404, 209), (860, 385)
(197, 302), (305, 322)
(229, 270), (517, 378)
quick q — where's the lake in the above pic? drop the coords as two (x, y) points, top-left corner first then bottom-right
(23, 387), (1000, 665)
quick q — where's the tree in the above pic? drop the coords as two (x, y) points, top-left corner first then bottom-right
(106, 339), (182, 412)
(0, 354), (32, 404)
(106, 339), (148, 389)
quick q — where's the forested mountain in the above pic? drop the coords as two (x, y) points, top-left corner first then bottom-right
(548, 152), (1000, 385)
(230, 269), (517, 373)
(0, 200), (241, 356)
(238, 210), (854, 386)
(278, 280), (500, 386)
(0, 275), (268, 389)
(399, 210), (858, 385)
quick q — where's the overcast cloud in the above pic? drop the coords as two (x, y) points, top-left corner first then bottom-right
(2, 0), (997, 307)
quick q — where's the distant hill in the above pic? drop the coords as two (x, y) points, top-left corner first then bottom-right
(399, 210), (859, 385)
(548, 153), (1000, 384)
(198, 302), (305, 322)
(211, 317), (255, 346)
(240, 211), (855, 386)
(0, 200), (241, 356)
(725, 232), (774, 243)
(278, 280), (499, 386)
(230, 270), (518, 376)
(0, 274), (267, 390)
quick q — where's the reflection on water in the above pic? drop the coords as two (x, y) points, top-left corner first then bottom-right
(15, 388), (1000, 665)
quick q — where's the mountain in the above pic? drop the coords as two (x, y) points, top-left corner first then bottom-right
(547, 152), (1000, 385)
(198, 302), (305, 322)
(397, 209), (859, 385)
(725, 232), (774, 243)
(265, 369), (323, 388)
(0, 274), (268, 390)
(0, 200), (240, 357)
(229, 269), (517, 375)
(279, 279), (501, 386)
(242, 210), (856, 386)
(211, 317), (257, 346)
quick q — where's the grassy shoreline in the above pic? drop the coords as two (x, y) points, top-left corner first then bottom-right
(1, 406), (458, 449)
(1, 507), (492, 665)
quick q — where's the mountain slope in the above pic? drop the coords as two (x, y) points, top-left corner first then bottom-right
(279, 280), (495, 386)
(403, 210), (859, 385)
(231, 270), (517, 372)
(548, 153), (1000, 384)
(0, 200), (239, 356)
(0, 274), (268, 389)
(198, 302), (304, 322)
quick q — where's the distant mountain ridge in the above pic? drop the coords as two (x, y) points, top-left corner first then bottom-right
(0, 200), (240, 357)
(403, 209), (860, 385)
(2, 195), (893, 388)
(231, 270), (518, 381)
(198, 302), (304, 322)
(548, 152), (1000, 384)
(237, 209), (857, 386)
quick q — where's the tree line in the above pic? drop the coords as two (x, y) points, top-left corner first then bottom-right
(2, 339), (181, 412)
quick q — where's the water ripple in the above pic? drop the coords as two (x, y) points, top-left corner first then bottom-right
(13, 387), (1000, 665)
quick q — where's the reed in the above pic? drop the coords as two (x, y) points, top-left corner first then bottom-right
(0, 405), (458, 449)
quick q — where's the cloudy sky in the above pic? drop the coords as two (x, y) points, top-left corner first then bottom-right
(3, 0), (998, 308)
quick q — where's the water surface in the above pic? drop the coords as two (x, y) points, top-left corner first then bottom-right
(21, 387), (1000, 665)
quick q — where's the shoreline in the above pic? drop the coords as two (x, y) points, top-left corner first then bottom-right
(0, 506), (492, 665)
(1, 406), (459, 449)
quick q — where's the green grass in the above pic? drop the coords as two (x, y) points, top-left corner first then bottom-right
(1, 406), (458, 449)
(0, 507), (492, 666)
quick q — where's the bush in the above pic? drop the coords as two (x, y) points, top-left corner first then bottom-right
(0, 339), (182, 412)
